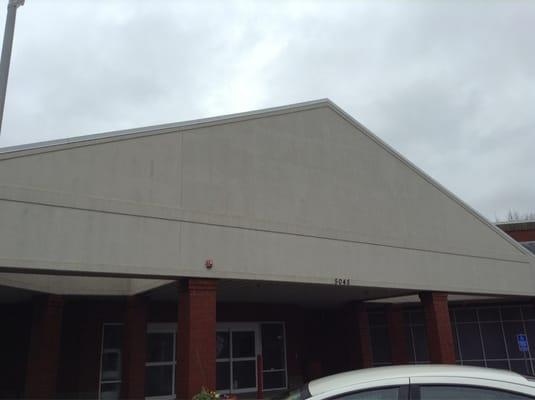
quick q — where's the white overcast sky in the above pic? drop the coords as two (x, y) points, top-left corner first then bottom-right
(0, 0), (533, 221)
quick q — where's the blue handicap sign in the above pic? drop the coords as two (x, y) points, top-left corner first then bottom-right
(517, 334), (529, 352)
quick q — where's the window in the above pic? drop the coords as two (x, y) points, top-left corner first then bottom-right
(332, 387), (401, 400)
(261, 323), (287, 390)
(145, 323), (176, 400)
(419, 385), (534, 400)
(521, 241), (535, 255)
(451, 305), (535, 374)
(216, 322), (287, 393)
(216, 324), (259, 393)
(99, 324), (123, 400)
(405, 310), (429, 364)
(368, 311), (392, 366)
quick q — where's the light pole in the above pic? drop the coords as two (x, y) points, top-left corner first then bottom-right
(0, 0), (24, 135)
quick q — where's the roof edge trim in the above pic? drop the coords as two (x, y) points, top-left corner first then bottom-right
(324, 100), (534, 259)
(0, 98), (331, 158)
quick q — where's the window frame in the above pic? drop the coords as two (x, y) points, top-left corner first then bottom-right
(145, 322), (177, 400)
(216, 322), (261, 394)
(451, 305), (535, 374)
(520, 241), (535, 255)
(98, 322), (123, 400)
(261, 322), (288, 391)
(216, 321), (288, 394)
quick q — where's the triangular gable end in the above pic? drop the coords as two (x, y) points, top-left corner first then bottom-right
(0, 99), (532, 296)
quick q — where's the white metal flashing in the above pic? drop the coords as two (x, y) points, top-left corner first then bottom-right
(0, 99), (331, 158)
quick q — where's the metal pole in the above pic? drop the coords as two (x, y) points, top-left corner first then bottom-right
(0, 0), (24, 135)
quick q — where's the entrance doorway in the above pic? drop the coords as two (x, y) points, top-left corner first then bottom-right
(216, 323), (260, 393)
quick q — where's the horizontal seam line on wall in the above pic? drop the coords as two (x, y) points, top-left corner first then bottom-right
(0, 196), (528, 265)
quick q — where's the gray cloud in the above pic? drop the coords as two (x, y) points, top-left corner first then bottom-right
(0, 0), (533, 220)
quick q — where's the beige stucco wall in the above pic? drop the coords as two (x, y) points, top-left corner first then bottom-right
(0, 101), (532, 295)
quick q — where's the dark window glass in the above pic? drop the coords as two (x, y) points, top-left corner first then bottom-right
(410, 311), (425, 324)
(522, 242), (535, 254)
(502, 307), (522, 321)
(462, 360), (486, 367)
(261, 323), (285, 370)
(503, 321), (526, 359)
(481, 322), (508, 359)
(217, 331), (230, 359)
(216, 361), (230, 391)
(522, 306), (535, 321)
(525, 322), (535, 355)
(232, 331), (255, 358)
(452, 323), (460, 360)
(334, 387), (400, 400)
(370, 326), (391, 364)
(457, 323), (484, 360)
(487, 360), (510, 371)
(412, 325), (429, 362)
(420, 385), (532, 400)
(478, 308), (501, 322)
(146, 332), (173, 363)
(510, 360), (534, 376)
(264, 371), (286, 389)
(101, 351), (121, 380)
(406, 326), (415, 362)
(145, 365), (173, 397)
(232, 360), (256, 389)
(455, 309), (477, 323)
(103, 325), (122, 350)
(368, 312), (387, 326)
(100, 383), (120, 400)
(100, 325), (123, 399)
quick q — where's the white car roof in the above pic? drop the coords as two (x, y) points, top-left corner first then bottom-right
(308, 365), (532, 396)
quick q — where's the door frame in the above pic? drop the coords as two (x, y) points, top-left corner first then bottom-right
(216, 322), (261, 394)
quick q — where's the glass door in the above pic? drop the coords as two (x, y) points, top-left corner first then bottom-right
(216, 323), (260, 393)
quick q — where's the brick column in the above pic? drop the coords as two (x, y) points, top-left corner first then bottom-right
(356, 303), (373, 369)
(176, 279), (217, 400)
(386, 305), (409, 365)
(419, 292), (455, 364)
(121, 296), (148, 400)
(25, 295), (64, 399)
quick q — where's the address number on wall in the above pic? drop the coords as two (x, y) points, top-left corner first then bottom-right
(334, 278), (350, 286)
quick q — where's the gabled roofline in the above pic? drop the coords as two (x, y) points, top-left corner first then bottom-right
(325, 100), (534, 259)
(0, 98), (331, 158)
(0, 98), (531, 258)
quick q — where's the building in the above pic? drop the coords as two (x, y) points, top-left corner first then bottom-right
(498, 221), (535, 255)
(0, 99), (534, 399)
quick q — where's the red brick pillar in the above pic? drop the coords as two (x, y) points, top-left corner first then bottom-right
(25, 295), (64, 399)
(176, 279), (217, 400)
(419, 292), (455, 364)
(386, 305), (409, 365)
(356, 303), (373, 369)
(121, 296), (148, 400)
